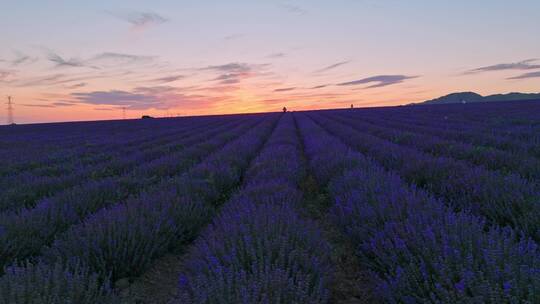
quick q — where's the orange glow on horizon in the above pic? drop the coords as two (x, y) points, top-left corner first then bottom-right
(3, 61), (540, 125)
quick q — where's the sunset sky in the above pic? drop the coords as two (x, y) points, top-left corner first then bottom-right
(1, 0), (540, 124)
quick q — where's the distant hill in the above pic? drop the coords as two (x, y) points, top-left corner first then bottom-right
(419, 92), (540, 105)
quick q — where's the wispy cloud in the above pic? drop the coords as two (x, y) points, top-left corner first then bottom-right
(65, 82), (87, 89)
(47, 51), (85, 68)
(202, 62), (270, 85)
(38, 48), (155, 69)
(72, 90), (160, 109)
(52, 102), (76, 107)
(12, 50), (159, 87)
(15, 73), (105, 87)
(107, 11), (168, 30)
(90, 52), (154, 65)
(507, 71), (540, 80)
(310, 84), (328, 89)
(16, 74), (65, 87)
(267, 52), (286, 59)
(151, 75), (184, 83)
(0, 69), (15, 81)
(286, 92), (348, 99)
(337, 75), (418, 88)
(71, 86), (219, 110)
(274, 87), (296, 92)
(465, 59), (540, 74)
(11, 51), (37, 66)
(314, 60), (351, 73)
(23, 101), (77, 108)
(224, 34), (244, 41)
(193, 85), (240, 93)
(132, 86), (177, 95)
(22, 104), (55, 108)
(202, 63), (263, 73)
(213, 73), (243, 85)
(280, 3), (308, 15)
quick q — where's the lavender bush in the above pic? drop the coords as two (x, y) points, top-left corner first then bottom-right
(37, 115), (278, 283)
(0, 119), (255, 272)
(0, 101), (539, 303)
(177, 200), (331, 304)
(311, 112), (540, 241)
(176, 114), (332, 303)
(333, 112), (540, 180)
(0, 261), (117, 304)
(296, 113), (540, 303)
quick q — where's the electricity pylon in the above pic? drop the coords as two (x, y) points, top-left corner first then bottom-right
(6, 96), (14, 125)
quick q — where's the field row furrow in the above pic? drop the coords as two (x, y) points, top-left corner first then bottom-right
(0, 118), (240, 212)
(332, 112), (540, 180)
(0, 116), (228, 177)
(0, 116), (229, 180)
(171, 113), (331, 303)
(346, 110), (540, 159)
(395, 112), (540, 150)
(296, 113), (540, 303)
(0, 117), (258, 272)
(362, 102), (540, 134)
(1, 101), (540, 303)
(310, 112), (540, 242)
(0, 113), (279, 303)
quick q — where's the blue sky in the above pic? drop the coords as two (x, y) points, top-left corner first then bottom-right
(1, 0), (540, 123)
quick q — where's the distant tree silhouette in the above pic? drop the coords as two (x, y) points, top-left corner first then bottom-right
(283, 107), (287, 113)
(351, 104), (354, 109)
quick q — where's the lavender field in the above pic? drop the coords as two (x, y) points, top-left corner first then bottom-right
(1, 101), (540, 304)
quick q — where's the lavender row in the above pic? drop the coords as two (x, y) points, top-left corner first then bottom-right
(363, 101), (540, 135)
(0, 115), (219, 145)
(368, 113), (540, 159)
(0, 118), (195, 172)
(0, 121), (196, 183)
(410, 103), (540, 132)
(0, 118), (258, 272)
(0, 116), (229, 183)
(312, 112), (540, 241)
(0, 262), (118, 304)
(0, 115), (231, 177)
(0, 118), (232, 213)
(354, 106), (539, 139)
(42, 114), (277, 281)
(0, 119), (239, 213)
(175, 113), (332, 303)
(344, 107), (540, 158)
(296, 113), (540, 303)
(0, 114), (279, 303)
(332, 113), (540, 180)
(344, 111), (540, 172)
(391, 114), (540, 140)
(345, 104), (538, 135)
